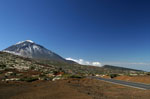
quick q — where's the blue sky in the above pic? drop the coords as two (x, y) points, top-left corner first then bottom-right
(0, 0), (150, 71)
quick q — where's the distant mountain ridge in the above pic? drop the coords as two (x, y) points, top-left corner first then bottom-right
(2, 40), (73, 63)
(102, 65), (144, 72)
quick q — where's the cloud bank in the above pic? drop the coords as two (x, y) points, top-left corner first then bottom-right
(66, 57), (102, 66)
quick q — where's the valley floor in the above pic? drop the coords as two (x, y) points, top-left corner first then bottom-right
(0, 78), (150, 99)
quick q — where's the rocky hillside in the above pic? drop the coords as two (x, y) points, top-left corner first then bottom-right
(0, 51), (102, 75)
(0, 52), (145, 76)
(0, 52), (56, 72)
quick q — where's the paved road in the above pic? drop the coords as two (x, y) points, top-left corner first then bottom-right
(91, 77), (150, 90)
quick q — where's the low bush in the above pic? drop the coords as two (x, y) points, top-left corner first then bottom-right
(70, 75), (84, 79)
(62, 74), (84, 79)
(20, 77), (38, 82)
(62, 74), (72, 78)
(0, 64), (6, 69)
(146, 72), (150, 75)
(109, 74), (119, 78)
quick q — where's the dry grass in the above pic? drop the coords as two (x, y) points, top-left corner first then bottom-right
(67, 78), (150, 99)
(115, 75), (150, 84)
(0, 80), (92, 99)
(0, 78), (150, 99)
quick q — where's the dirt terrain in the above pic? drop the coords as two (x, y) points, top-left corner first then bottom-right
(0, 80), (91, 99)
(0, 78), (150, 99)
(114, 75), (150, 84)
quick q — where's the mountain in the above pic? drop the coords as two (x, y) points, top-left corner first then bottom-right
(2, 40), (71, 63)
(1, 40), (145, 74)
(102, 65), (144, 73)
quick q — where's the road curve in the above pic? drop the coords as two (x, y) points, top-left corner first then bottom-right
(91, 77), (150, 90)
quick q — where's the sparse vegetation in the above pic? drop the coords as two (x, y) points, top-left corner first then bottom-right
(0, 51), (147, 83)
(70, 75), (84, 79)
(20, 77), (38, 82)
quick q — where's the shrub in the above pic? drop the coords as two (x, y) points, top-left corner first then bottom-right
(62, 74), (84, 79)
(70, 75), (84, 79)
(109, 74), (119, 78)
(62, 74), (72, 78)
(0, 64), (6, 69)
(146, 72), (150, 75)
(20, 77), (38, 82)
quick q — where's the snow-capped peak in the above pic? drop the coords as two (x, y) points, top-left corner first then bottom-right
(3, 40), (68, 63)
(25, 40), (34, 43)
(16, 40), (34, 45)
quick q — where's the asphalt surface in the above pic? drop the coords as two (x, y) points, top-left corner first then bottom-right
(91, 77), (150, 90)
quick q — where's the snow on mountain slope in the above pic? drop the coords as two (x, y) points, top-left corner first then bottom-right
(16, 40), (34, 45)
(2, 40), (67, 62)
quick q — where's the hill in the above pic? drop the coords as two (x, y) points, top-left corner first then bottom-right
(0, 51), (144, 76)
(102, 65), (144, 74)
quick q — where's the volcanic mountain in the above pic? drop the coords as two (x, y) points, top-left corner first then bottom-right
(2, 40), (70, 62)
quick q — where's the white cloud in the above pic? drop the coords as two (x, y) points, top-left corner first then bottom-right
(66, 57), (102, 66)
(92, 62), (101, 66)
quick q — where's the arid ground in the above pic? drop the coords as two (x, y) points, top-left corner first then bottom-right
(0, 78), (150, 99)
(114, 75), (150, 84)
